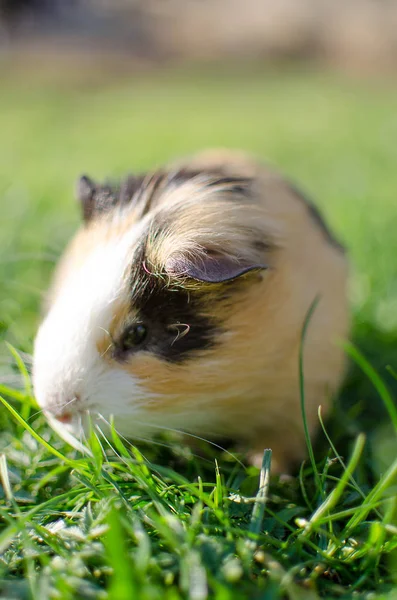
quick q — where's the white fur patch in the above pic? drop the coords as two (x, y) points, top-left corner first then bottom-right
(33, 219), (151, 439)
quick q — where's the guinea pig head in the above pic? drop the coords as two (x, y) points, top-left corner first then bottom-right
(33, 170), (272, 443)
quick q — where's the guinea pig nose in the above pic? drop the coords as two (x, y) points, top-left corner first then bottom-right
(50, 394), (80, 424)
(54, 410), (73, 424)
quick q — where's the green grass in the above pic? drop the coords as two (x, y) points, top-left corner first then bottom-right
(1, 63), (397, 599)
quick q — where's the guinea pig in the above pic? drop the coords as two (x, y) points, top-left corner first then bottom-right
(32, 149), (349, 473)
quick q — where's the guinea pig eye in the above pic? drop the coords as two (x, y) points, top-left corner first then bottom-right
(119, 323), (148, 352)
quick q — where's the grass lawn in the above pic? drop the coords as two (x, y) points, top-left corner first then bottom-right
(0, 63), (397, 599)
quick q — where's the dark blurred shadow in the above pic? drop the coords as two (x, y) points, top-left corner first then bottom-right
(315, 318), (397, 482)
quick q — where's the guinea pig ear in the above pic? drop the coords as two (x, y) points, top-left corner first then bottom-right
(165, 251), (268, 284)
(76, 175), (97, 222)
(76, 175), (119, 222)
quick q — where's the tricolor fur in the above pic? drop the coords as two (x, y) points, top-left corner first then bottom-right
(33, 149), (349, 473)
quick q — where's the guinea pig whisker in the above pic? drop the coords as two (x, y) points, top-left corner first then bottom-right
(98, 326), (114, 342)
(95, 413), (156, 467)
(27, 396), (79, 423)
(168, 323), (191, 346)
(129, 436), (216, 466)
(102, 426), (173, 453)
(132, 419), (246, 469)
(57, 396), (79, 412)
(95, 423), (134, 464)
(96, 412), (169, 451)
(100, 343), (113, 359)
(97, 327), (116, 357)
(95, 413), (214, 466)
(27, 408), (47, 422)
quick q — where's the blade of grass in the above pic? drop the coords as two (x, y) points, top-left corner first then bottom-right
(0, 454), (13, 502)
(249, 449), (272, 539)
(0, 384), (35, 405)
(0, 393), (82, 468)
(5, 342), (32, 398)
(106, 506), (138, 600)
(213, 459), (222, 510)
(5, 343), (34, 425)
(323, 450), (397, 560)
(318, 406), (382, 519)
(299, 296), (323, 498)
(344, 454), (397, 536)
(301, 433), (365, 539)
(343, 342), (397, 435)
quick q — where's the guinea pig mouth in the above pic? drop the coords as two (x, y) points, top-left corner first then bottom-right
(52, 410), (73, 425)
(46, 412), (92, 456)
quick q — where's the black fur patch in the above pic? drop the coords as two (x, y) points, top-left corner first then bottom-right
(287, 182), (345, 253)
(119, 174), (147, 207)
(115, 243), (220, 363)
(123, 171), (168, 219)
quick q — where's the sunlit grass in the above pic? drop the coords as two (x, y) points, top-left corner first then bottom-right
(1, 64), (397, 598)
(1, 363), (397, 599)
